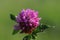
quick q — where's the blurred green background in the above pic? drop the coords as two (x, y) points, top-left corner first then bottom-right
(0, 0), (60, 40)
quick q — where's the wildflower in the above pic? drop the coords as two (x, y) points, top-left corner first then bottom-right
(14, 9), (41, 34)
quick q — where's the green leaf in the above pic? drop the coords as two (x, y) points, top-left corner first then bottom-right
(33, 25), (41, 33)
(36, 26), (41, 32)
(23, 35), (31, 40)
(40, 24), (49, 32)
(31, 34), (36, 40)
(10, 14), (16, 21)
(32, 32), (37, 36)
(32, 24), (49, 34)
(41, 24), (49, 29)
(12, 30), (19, 35)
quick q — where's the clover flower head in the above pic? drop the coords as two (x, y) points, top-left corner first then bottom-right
(14, 9), (41, 34)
